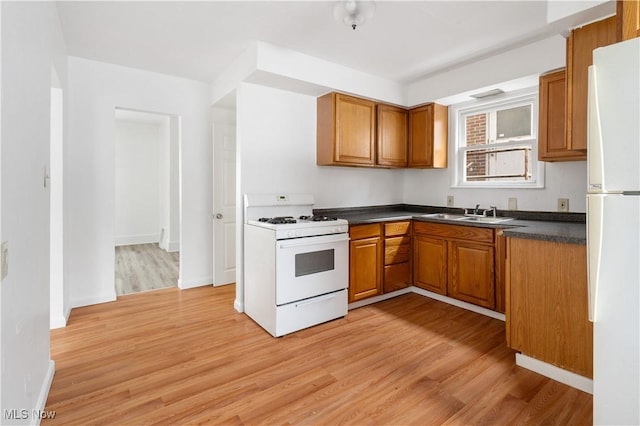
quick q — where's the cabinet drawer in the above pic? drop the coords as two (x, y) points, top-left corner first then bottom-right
(384, 221), (411, 236)
(350, 223), (381, 240)
(414, 221), (494, 244)
(384, 262), (411, 293)
(384, 237), (411, 264)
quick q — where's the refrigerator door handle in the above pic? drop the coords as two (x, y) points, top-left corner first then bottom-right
(587, 195), (603, 322)
(588, 66), (604, 192)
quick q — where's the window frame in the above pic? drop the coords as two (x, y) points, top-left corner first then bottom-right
(450, 88), (544, 189)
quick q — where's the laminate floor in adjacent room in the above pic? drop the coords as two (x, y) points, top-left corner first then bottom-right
(115, 244), (179, 295)
(45, 286), (593, 425)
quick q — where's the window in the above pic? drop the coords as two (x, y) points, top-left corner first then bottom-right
(452, 89), (544, 188)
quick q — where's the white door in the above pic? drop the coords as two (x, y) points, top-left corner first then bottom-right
(589, 193), (640, 424)
(212, 124), (236, 286)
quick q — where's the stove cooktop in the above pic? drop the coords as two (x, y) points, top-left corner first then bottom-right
(248, 215), (348, 239)
(258, 216), (297, 224)
(257, 215), (339, 224)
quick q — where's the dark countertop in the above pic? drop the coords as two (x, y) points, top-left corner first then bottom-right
(314, 205), (586, 245)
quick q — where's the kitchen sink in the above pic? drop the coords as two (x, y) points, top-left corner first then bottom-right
(421, 213), (467, 221)
(422, 213), (515, 224)
(458, 216), (515, 224)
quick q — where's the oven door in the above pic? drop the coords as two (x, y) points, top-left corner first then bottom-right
(275, 233), (349, 305)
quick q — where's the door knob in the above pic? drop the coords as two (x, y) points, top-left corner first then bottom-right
(215, 213), (223, 219)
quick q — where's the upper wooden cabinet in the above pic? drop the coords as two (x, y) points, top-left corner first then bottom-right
(377, 104), (408, 167)
(317, 92), (376, 166)
(408, 103), (448, 168)
(538, 69), (586, 161)
(566, 16), (617, 153)
(317, 92), (408, 168)
(617, 0), (640, 41)
(317, 92), (448, 169)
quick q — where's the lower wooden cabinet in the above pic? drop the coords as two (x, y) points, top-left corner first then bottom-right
(383, 221), (412, 292)
(413, 222), (499, 310)
(348, 219), (505, 312)
(449, 240), (495, 308)
(413, 235), (447, 294)
(506, 237), (592, 378)
(349, 224), (383, 302)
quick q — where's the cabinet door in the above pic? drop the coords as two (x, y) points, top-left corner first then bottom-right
(538, 69), (586, 161)
(408, 103), (448, 168)
(507, 238), (592, 378)
(413, 235), (447, 295)
(449, 241), (495, 309)
(377, 104), (408, 167)
(617, 0), (640, 41)
(566, 16), (617, 152)
(349, 236), (382, 302)
(335, 94), (376, 165)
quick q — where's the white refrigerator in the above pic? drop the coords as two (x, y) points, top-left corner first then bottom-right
(588, 38), (640, 425)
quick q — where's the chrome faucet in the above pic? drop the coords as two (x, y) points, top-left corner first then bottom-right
(489, 206), (497, 217)
(474, 204), (481, 215)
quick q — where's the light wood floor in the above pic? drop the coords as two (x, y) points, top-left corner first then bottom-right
(45, 286), (592, 425)
(115, 244), (179, 296)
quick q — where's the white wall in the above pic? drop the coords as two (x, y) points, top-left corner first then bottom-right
(237, 83), (404, 207)
(66, 57), (212, 307)
(114, 120), (163, 246)
(403, 161), (587, 212)
(157, 116), (180, 252)
(408, 35), (567, 106)
(1, 1), (66, 422)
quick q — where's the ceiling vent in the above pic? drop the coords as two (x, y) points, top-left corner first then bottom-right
(470, 88), (505, 99)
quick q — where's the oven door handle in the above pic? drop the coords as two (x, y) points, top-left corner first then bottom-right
(278, 233), (349, 249)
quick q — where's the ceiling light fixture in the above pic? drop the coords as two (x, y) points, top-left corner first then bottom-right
(333, 0), (376, 30)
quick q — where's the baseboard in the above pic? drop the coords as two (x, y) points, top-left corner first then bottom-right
(31, 360), (56, 425)
(178, 277), (212, 289)
(234, 298), (244, 313)
(50, 314), (67, 330)
(114, 234), (159, 246)
(166, 241), (179, 252)
(348, 287), (413, 310)
(515, 353), (593, 394)
(71, 290), (117, 308)
(411, 286), (506, 321)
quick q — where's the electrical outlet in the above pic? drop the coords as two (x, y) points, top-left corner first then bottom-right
(558, 198), (569, 212)
(446, 195), (454, 207)
(508, 197), (518, 210)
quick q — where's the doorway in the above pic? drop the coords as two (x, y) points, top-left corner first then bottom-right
(114, 108), (180, 295)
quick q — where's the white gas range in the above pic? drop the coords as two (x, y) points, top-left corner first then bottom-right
(243, 194), (349, 337)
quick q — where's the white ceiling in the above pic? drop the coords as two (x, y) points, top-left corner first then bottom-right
(53, 0), (584, 83)
(55, 1), (608, 86)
